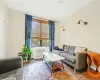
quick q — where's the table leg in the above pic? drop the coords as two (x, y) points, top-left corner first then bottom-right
(61, 61), (64, 70)
(51, 62), (53, 75)
(42, 55), (44, 62)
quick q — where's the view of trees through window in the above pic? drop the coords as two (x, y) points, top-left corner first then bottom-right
(32, 18), (49, 47)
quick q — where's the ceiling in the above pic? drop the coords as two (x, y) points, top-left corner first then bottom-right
(4, 0), (93, 21)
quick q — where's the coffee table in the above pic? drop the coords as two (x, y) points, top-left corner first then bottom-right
(43, 52), (65, 74)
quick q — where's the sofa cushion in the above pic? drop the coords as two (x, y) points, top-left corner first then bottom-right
(0, 68), (23, 80)
(63, 45), (70, 52)
(68, 46), (75, 53)
(0, 69), (17, 79)
(0, 58), (22, 74)
(52, 50), (66, 55)
(60, 52), (76, 63)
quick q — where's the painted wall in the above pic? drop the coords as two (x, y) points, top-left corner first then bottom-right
(0, 0), (8, 58)
(55, 22), (60, 46)
(7, 10), (60, 58)
(7, 10), (25, 58)
(59, 0), (100, 52)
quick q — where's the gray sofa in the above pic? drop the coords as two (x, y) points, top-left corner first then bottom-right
(0, 57), (23, 80)
(53, 45), (87, 72)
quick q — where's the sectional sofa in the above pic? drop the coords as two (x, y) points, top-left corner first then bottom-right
(0, 57), (23, 80)
(53, 45), (87, 72)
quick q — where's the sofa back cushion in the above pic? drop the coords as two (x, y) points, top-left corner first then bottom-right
(63, 45), (75, 53)
(68, 46), (75, 53)
(63, 45), (70, 52)
(0, 58), (22, 74)
(74, 47), (87, 53)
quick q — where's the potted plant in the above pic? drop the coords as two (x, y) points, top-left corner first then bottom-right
(18, 45), (32, 62)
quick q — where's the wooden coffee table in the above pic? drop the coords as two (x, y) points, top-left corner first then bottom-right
(43, 52), (65, 75)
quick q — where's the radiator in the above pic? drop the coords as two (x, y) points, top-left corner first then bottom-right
(31, 47), (49, 59)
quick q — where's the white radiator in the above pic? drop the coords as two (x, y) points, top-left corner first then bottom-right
(31, 47), (49, 59)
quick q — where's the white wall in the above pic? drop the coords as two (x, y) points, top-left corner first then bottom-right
(0, 0), (8, 58)
(55, 22), (60, 46)
(4, 4), (9, 58)
(7, 10), (60, 58)
(59, 0), (100, 52)
(0, 13), (5, 59)
(7, 10), (25, 58)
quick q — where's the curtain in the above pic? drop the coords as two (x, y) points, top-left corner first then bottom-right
(49, 21), (55, 51)
(25, 14), (32, 48)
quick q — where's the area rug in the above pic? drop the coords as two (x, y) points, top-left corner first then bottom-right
(24, 60), (90, 80)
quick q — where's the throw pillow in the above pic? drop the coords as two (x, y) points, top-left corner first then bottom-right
(58, 48), (63, 51)
(53, 46), (58, 50)
(73, 52), (76, 56)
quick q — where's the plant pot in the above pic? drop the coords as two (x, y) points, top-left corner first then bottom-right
(23, 59), (28, 63)
(28, 55), (31, 60)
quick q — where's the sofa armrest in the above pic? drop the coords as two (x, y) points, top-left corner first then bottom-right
(75, 52), (87, 70)
(0, 57), (23, 74)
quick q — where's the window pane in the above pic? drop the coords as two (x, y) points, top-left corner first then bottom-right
(32, 21), (40, 37)
(32, 19), (50, 47)
(42, 40), (50, 46)
(42, 23), (49, 39)
(32, 39), (40, 46)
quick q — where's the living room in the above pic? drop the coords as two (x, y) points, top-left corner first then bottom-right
(0, 0), (100, 80)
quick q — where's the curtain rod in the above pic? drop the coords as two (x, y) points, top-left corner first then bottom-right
(32, 16), (48, 21)
(32, 16), (57, 22)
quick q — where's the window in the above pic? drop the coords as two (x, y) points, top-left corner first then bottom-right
(32, 18), (49, 47)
